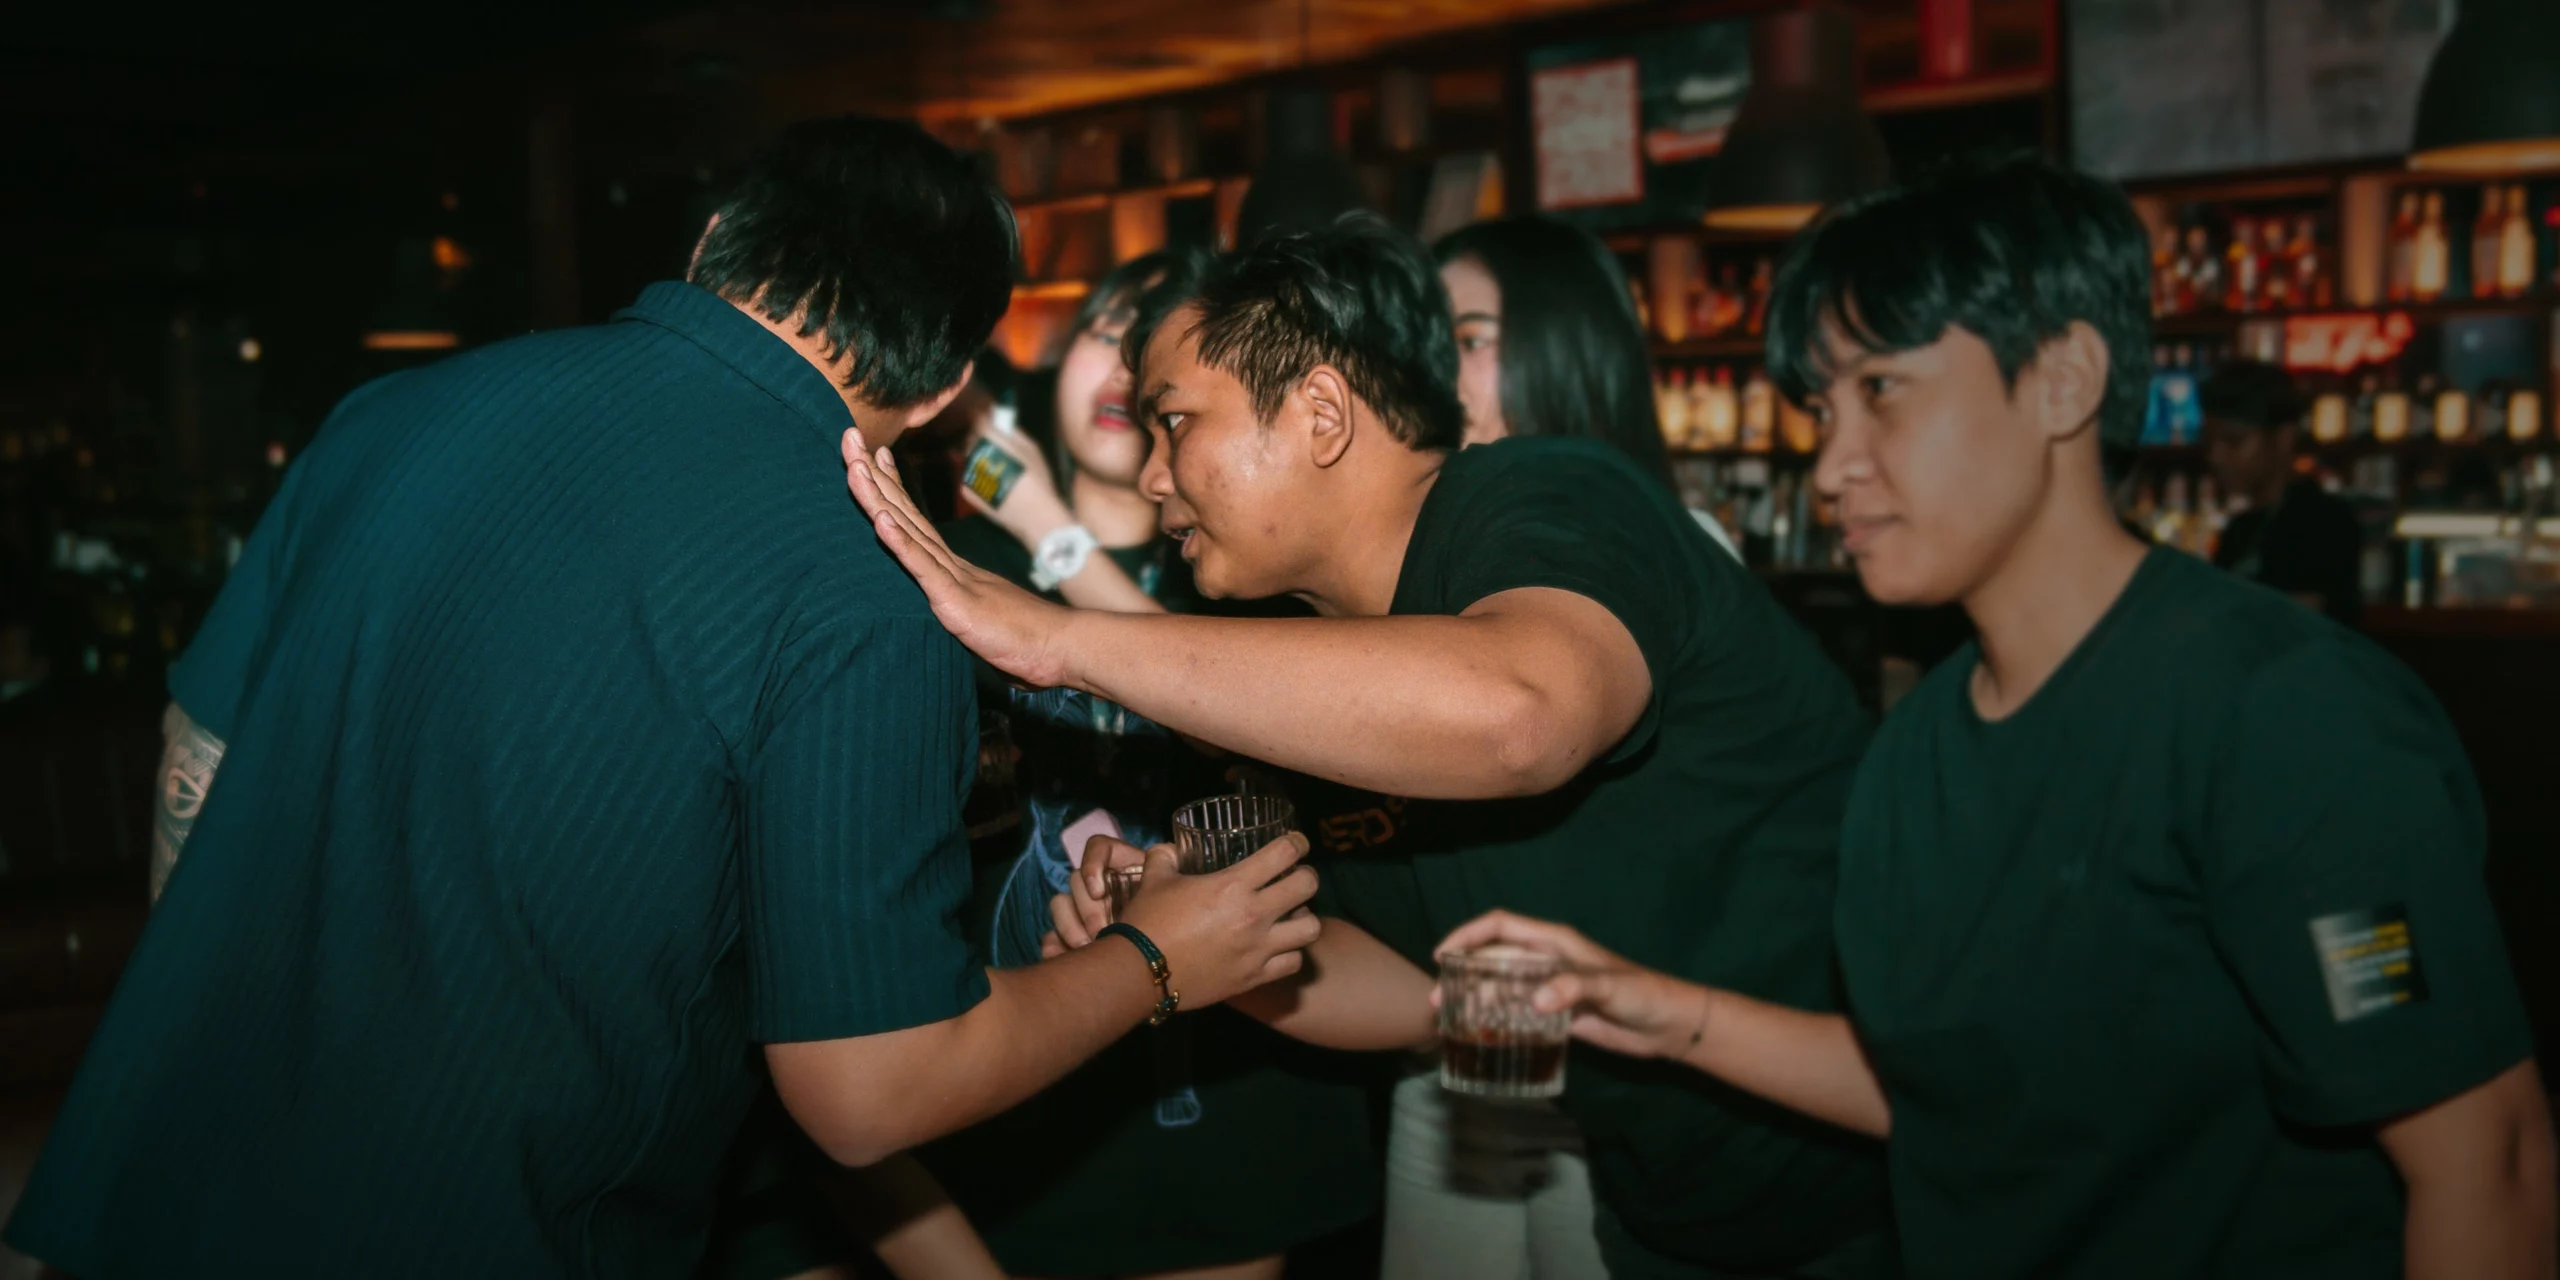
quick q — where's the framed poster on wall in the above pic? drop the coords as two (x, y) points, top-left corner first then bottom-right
(1527, 19), (1752, 231)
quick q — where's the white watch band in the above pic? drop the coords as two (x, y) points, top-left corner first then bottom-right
(1030, 524), (1100, 591)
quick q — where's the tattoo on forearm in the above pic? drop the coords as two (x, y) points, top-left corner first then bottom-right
(149, 705), (226, 904)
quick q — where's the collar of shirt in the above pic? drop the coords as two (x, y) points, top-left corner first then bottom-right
(615, 281), (854, 446)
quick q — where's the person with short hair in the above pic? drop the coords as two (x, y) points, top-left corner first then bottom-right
(2200, 357), (2363, 625)
(845, 216), (1894, 1279)
(3, 115), (1319, 1280)
(1437, 156), (2555, 1280)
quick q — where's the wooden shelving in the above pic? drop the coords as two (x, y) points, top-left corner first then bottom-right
(2152, 295), (2555, 337)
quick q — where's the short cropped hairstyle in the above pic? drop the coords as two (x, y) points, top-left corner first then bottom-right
(1433, 215), (1671, 485)
(2198, 358), (2306, 434)
(1766, 154), (2155, 448)
(1126, 215), (1465, 452)
(690, 114), (1019, 409)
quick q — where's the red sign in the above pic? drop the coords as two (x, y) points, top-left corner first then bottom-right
(2282, 312), (2416, 373)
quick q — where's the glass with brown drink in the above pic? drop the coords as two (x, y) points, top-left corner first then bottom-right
(1437, 944), (1570, 1099)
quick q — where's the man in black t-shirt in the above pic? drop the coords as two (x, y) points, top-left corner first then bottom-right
(1436, 158), (2553, 1279)
(2202, 358), (2364, 625)
(846, 218), (1890, 1276)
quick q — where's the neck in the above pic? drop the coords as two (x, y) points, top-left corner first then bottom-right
(2251, 457), (2291, 509)
(1069, 469), (1161, 548)
(1297, 445), (1447, 618)
(1961, 458), (2149, 721)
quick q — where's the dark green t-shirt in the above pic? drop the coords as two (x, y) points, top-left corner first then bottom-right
(926, 514), (1380, 1276)
(3, 284), (986, 1278)
(1316, 436), (1889, 1273)
(1838, 547), (2533, 1279)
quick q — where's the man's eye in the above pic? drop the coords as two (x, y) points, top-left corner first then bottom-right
(1861, 375), (1895, 400)
(1160, 412), (1186, 432)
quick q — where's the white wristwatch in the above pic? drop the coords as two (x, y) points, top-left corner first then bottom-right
(1030, 524), (1100, 591)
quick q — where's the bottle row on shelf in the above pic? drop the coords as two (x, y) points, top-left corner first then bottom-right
(2150, 179), (2554, 319)
(1653, 364), (1821, 456)
(2142, 341), (2548, 449)
(1627, 245), (1779, 347)
(1672, 456), (1841, 574)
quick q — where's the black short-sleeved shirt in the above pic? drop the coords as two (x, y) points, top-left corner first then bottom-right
(1313, 436), (1889, 1273)
(3, 282), (988, 1279)
(1838, 547), (2532, 1280)
(923, 515), (1379, 1275)
(2214, 477), (2364, 627)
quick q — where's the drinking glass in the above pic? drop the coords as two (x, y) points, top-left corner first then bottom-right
(1169, 793), (1296, 875)
(1437, 944), (1570, 1099)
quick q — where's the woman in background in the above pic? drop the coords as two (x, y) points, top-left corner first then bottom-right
(1434, 215), (1739, 559)
(916, 249), (1381, 1280)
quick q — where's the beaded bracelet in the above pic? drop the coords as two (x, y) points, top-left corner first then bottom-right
(1098, 923), (1181, 1025)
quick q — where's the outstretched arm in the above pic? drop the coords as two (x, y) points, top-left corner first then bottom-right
(1435, 911), (1891, 1138)
(848, 441), (1651, 801)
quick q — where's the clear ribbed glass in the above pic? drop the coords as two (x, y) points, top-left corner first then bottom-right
(1437, 945), (1569, 1099)
(1170, 793), (1296, 875)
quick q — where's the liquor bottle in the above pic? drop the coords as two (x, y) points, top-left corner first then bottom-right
(1709, 265), (1747, 336)
(2511, 388), (2545, 442)
(2162, 345), (2203, 444)
(2472, 187), (2504, 299)
(1746, 259), (1775, 336)
(2261, 219), (2295, 310)
(2498, 185), (2536, 299)
(2350, 373), (2379, 440)
(1687, 261), (1717, 339)
(2228, 216), (2262, 312)
(2434, 381), (2471, 442)
(2311, 383), (2350, 444)
(2142, 344), (2175, 446)
(2411, 191), (2449, 303)
(2153, 473), (2193, 550)
(1659, 368), (1692, 446)
(1701, 368), (1740, 450)
(2373, 374), (2411, 442)
(2411, 372), (2439, 440)
(2184, 226), (2224, 312)
(2152, 225), (2182, 316)
(1629, 279), (1651, 335)
(2290, 216), (2330, 308)
(2387, 191), (2420, 302)
(1739, 368), (1777, 453)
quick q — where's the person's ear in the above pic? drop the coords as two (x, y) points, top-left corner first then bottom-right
(686, 213), (721, 281)
(897, 360), (977, 430)
(1300, 365), (1355, 469)
(2033, 321), (2111, 443)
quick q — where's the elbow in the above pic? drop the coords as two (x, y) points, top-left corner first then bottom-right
(1479, 686), (1588, 798)
(799, 1113), (919, 1170)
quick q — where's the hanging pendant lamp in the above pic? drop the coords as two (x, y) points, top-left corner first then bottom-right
(2408, 0), (2560, 174)
(1704, 3), (1889, 233)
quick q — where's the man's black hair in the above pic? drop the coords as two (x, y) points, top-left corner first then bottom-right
(2198, 358), (2306, 434)
(689, 114), (1019, 409)
(1433, 215), (1671, 486)
(1766, 153), (2155, 448)
(1123, 214), (1465, 451)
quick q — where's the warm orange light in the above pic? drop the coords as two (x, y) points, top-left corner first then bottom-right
(2408, 137), (2560, 174)
(1011, 280), (1093, 301)
(1703, 203), (1822, 234)
(431, 236), (473, 271)
(362, 330), (461, 351)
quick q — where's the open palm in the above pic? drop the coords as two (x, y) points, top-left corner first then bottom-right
(843, 433), (1073, 688)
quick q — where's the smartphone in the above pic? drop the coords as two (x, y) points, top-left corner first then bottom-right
(962, 437), (1027, 507)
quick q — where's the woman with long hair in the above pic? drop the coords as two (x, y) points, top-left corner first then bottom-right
(1434, 215), (1739, 560)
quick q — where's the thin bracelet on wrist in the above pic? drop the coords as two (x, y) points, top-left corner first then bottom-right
(1097, 922), (1181, 1025)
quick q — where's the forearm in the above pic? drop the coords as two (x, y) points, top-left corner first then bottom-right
(149, 702), (227, 904)
(2393, 1061), (2557, 1280)
(1678, 988), (1891, 1138)
(1054, 554), (1167, 613)
(773, 942), (1160, 1166)
(822, 1156), (1005, 1280)
(1230, 919), (1435, 1051)
(1058, 610), (1562, 799)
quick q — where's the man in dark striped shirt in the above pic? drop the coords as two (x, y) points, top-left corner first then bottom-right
(5, 116), (1318, 1279)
